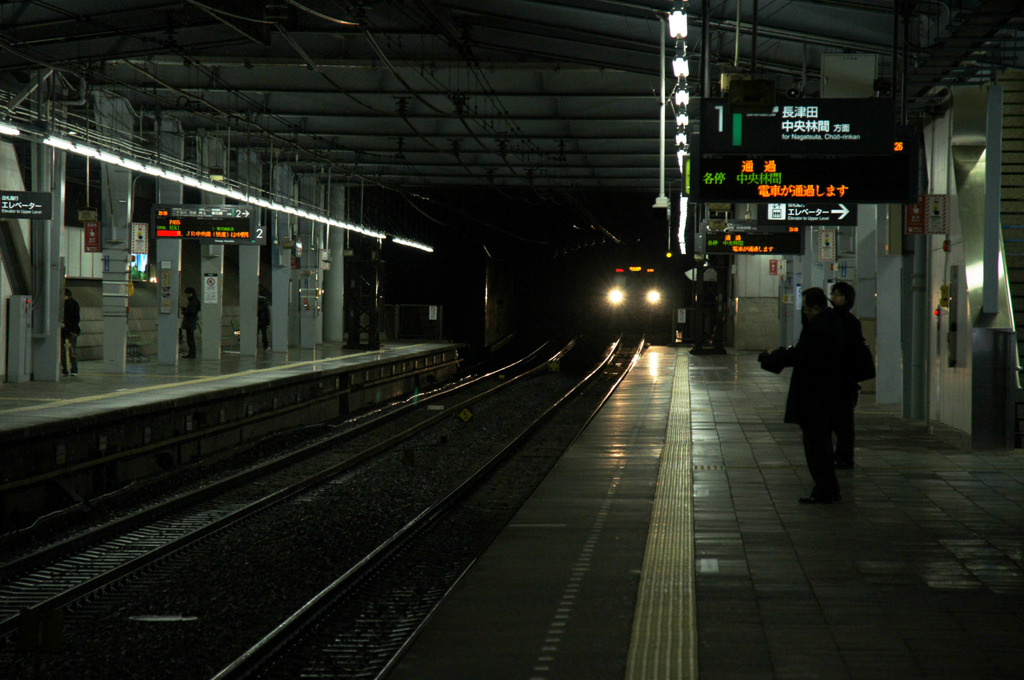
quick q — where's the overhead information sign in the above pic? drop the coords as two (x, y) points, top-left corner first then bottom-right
(758, 202), (857, 225)
(153, 204), (264, 245)
(1, 191), (52, 219)
(704, 229), (803, 255)
(700, 98), (897, 155)
(693, 152), (918, 204)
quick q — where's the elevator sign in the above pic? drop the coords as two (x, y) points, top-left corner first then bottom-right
(153, 204), (264, 245)
(1, 191), (51, 219)
(758, 202), (857, 225)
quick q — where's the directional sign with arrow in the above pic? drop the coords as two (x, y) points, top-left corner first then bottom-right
(153, 204), (265, 245)
(758, 202), (857, 226)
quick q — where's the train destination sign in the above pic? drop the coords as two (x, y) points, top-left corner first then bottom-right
(693, 153), (918, 204)
(700, 98), (897, 155)
(154, 204), (264, 245)
(757, 202), (857, 226)
(704, 229), (803, 255)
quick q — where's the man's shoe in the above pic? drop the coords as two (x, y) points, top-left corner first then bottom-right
(70, 372), (77, 376)
(834, 460), (854, 470)
(799, 495), (841, 504)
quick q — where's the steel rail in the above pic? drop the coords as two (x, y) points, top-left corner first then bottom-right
(209, 335), (639, 680)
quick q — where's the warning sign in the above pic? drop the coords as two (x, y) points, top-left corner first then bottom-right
(203, 273), (219, 304)
(905, 194), (947, 235)
(818, 228), (836, 262)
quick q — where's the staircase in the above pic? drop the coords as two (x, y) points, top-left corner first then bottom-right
(1000, 71), (1024, 447)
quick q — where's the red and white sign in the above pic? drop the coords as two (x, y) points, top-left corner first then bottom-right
(769, 259), (779, 276)
(84, 221), (101, 252)
(818, 228), (836, 262)
(131, 222), (149, 254)
(906, 194), (948, 235)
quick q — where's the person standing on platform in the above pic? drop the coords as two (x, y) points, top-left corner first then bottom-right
(181, 287), (200, 359)
(257, 289), (270, 350)
(830, 282), (864, 469)
(62, 288), (81, 376)
(758, 287), (843, 504)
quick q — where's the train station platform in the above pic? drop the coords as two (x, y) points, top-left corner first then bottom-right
(390, 347), (1024, 680)
(0, 341), (460, 529)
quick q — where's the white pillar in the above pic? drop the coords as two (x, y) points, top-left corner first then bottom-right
(323, 181), (347, 343)
(875, 206), (903, 405)
(237, 149), (263, 357)
(96, 93), (132, 374)
(199, 135), (227, 361)
(30, 140), (65, 381)
(156, 117), (183, 366)
(271, 163), (293, 353)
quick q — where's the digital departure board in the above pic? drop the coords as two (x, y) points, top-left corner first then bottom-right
(692, 151), (918, 204)
(700, 98), (898, 155)
(153, 204), (264, 245)
(704, 229), (803, 255)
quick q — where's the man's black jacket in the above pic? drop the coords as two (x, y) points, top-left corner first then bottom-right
(761, 307), (843, 425)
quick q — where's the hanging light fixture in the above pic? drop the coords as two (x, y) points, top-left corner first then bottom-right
(668, 0), (688, 39)
(672, 45), (689, 79)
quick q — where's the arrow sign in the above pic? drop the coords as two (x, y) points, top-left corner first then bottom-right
(757, 202), (858, 226)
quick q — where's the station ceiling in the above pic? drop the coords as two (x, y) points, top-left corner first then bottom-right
(1, 1), (1022, 251)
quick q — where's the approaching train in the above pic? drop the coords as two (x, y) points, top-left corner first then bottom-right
(598, 258), (684, 345)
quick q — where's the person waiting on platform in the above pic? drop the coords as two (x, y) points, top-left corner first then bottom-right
(62, 288), (81, 376)
(758, 287), (843, 504)
(181, 287), (200, 359)
(257, 288), (270, 350)
(830, 282), (865, 469)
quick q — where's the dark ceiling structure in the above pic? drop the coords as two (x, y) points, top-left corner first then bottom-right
(0, 0), (1022, 251)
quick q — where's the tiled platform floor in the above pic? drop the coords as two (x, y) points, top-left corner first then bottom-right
(690, 352), (1024, 680)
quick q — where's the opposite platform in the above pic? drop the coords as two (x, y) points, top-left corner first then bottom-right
(0, 341), (454, 430)
(0, 341), (460, 529)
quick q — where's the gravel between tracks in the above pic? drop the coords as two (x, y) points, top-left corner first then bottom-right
(2, 367), (604, 679)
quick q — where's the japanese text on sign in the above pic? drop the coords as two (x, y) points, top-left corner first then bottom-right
(693, 151), (917, 204)
(0, 191), (52, 219)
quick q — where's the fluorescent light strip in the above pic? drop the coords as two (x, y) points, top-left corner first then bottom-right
(0, 122), (21, 136)
(41, 133), (419, 249)
(392, 237), (434, 253)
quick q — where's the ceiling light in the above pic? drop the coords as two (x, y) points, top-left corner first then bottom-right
(673, 56), (689, 79)
(0, 122), (21, 136)
(669, 2), (687, 39)
(393, 236), (433, 253)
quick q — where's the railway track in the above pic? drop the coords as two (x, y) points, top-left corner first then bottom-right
(211, 336), (643, 679)
(0, 336), (643, 679)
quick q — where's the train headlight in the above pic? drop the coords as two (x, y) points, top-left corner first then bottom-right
(607, 287), (625, 305)
(646, 289), (662, 304)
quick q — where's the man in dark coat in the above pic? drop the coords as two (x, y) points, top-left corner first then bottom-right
(180, 287), (200, 359)
(830, 281), (864, 469)
(257, 289), (270, 350)
(759, 287), (843, 503)
(62, 289), (81, 376)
